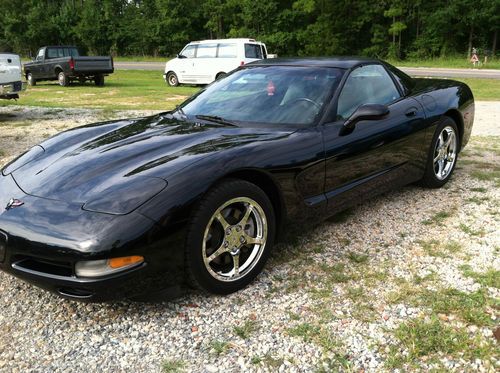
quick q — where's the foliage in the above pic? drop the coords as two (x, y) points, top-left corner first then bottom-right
(0, 0), (498, 59)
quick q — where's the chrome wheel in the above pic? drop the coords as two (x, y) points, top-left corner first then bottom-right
(433, 126), (457, 180)
(202, 197), (267, 282)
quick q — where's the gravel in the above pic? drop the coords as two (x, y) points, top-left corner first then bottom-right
(0, 104), (498, 372)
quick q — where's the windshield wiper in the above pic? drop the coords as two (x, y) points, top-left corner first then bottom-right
(173, 105), (186, 117)
(195, 115), (237, 127)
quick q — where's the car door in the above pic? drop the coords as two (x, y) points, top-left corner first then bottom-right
(30, 48), (45, 78)
(42, 47), (59, 78)
(321, 63), (427, 214)
(176, 44), (197, 83)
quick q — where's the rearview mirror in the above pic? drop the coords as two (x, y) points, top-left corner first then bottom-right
(344, 104), (389, 130)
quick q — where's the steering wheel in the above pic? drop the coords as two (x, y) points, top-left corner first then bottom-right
(285, 97), (321, 109)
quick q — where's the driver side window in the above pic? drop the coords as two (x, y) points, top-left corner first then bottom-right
(337, 64), (400, 120)
(36, 49), (44, 61)
(180, 45), (196, 58)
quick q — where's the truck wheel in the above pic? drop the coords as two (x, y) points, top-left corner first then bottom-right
(166, 72), (179, 87)
(95, 75), (105, 87)
(27, 73), (36, 86)
(58, 71), (69, 87)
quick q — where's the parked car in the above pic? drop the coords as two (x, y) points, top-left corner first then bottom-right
(164, 38), (268, 86)
(0, 53), (26, 99)
(0, 58), (474, 302)
(23, 46), (114, 87)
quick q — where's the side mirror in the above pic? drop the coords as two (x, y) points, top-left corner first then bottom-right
(344, 104), (389, 129)
(177, 54), (186, 59)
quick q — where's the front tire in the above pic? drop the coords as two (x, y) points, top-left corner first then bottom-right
(166, 72), (179, 87)
(419, 117), (459, 188)
(185, 179), (275, 294)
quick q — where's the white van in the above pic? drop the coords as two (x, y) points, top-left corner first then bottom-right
(0, 53), (26, 99)
(163, 39), (268, 86)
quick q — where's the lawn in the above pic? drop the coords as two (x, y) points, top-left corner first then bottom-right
(0, 70), (498, 113)
(389, 57), (500, 70)
(454, 78), (500, 101)
(0, 70), (199, 111)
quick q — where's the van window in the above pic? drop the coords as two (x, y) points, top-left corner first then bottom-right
(197, 44), (217, 58)
(245, 44), (263, 59)
(217, 43), (237, 58)
(180, 45), (196, 58)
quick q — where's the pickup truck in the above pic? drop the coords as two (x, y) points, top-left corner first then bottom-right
(0, 53), (27, 99)
(23, 46), (114, 87)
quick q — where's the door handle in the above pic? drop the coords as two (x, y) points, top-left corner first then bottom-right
(405, 108), (418, 117)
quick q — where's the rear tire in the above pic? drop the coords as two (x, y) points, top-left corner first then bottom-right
(57, 71), (69, 87)
(166, 72), (179, 87)
(27, 73), (36, 86)
(95, 74), (105, 87)
(419, 117), (459, 188)
(185, 179), (275, 294)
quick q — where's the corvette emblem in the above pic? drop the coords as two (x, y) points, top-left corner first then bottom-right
(5, 198), (24, 210)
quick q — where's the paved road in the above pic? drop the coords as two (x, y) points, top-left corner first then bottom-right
(114, 61), (500, 79)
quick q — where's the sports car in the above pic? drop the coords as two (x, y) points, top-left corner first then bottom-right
(0, 58), (474, 301)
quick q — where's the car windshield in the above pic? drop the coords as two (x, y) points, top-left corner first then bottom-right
(179, 66), (344, 126)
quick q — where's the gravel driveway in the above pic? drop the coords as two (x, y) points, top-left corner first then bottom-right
(0, 103), (498, 372)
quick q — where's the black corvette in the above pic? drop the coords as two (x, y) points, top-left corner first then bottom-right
(0, 58), (474, 301)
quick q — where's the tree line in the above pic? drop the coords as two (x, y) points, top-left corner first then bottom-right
(0, 0), (498, 59)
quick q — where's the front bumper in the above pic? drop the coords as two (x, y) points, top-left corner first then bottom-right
(0, 80), (27, 96)
(0, 173), (186, 302)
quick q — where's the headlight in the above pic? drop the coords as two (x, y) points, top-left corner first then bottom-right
(82, 177), (167, 215)
(75, 256), (144, 278)
(2, 145), (44, 175)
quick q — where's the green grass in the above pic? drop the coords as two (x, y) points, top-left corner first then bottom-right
(419, 288), (494, 326)
(461, 265), (500, 289)
(418, 239), (443, 257)
(288, 322), (321, 342)
(161, 359), (186, 373)
(1, 71), (498, 114)
(421, 209), (455, 226)
(386, 316), (496, 369)
(0, 70), (199, 111)
(233, 320), (258, 339)
(347, 251), (369, 264)
(209, 340), (231, 356)
(287, 322), (339, 351)
(454, 78), (500, 101)
(459, 223), (486, 237)
(389, 57), (500, 70)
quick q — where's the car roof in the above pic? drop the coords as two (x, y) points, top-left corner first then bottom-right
(247, 57), (381, 69)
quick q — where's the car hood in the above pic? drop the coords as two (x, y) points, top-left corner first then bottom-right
(8, 114), (294, 204)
